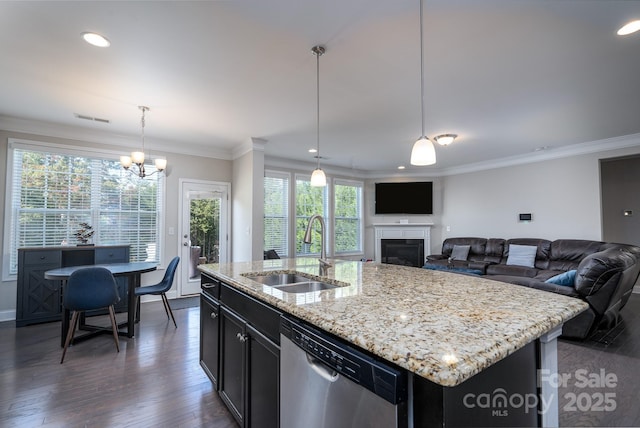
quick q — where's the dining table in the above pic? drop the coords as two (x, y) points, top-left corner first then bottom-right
(45, 261), (158, 347)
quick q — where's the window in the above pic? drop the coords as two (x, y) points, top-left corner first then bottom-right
(334, 180), (363, 254)
(4, 140), (164, 277)
(295, 176), (328, 256)
(264, 171), (289, 257)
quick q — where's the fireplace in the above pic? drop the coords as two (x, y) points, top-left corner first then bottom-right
(380, 239), (424, 267)
(374, 223), (432, 265)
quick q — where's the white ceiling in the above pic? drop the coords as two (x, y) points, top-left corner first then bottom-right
(1, 0), (639, 174)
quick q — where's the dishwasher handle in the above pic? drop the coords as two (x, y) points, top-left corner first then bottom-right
(306, 353), (339, 382)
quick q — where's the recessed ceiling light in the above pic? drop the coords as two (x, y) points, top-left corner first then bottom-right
(308, 148), (317, 153)
(617, 20), (640, 36)
(398, 165), (406, 170)
(82, 32), (110, 47)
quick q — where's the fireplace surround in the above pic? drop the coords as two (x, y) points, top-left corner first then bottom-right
(374, 223), (432, 266)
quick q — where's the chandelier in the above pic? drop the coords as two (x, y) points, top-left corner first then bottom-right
(120, 106), (167, 178)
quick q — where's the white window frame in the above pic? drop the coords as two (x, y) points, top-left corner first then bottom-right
(3, 138), (165, 281)
(333, 178), (364, 255)
(294, 173), (329, 257)
(263, 170), (290, 258)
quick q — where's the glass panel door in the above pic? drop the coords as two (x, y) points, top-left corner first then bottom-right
(180, 180), (229, 296)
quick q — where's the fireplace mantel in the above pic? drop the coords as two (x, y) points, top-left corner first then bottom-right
(373, 223), (432, 264)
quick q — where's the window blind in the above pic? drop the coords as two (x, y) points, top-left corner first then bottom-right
(264, 172), (289, 257)
(6, 143), (164, 275)
(334, 179), (363, 254)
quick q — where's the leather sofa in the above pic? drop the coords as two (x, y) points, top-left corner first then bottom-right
(426, 237), (640, 339)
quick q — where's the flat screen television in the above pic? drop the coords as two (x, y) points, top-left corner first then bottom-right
(375, 181), (433, 214)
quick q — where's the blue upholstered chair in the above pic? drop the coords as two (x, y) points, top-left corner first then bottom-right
(61, 267), (120, 364)
(134, 256), (180, 328)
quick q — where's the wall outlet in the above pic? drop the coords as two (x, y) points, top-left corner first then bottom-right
(446, 226), (451, 232)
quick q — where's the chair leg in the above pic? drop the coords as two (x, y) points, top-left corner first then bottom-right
(135, 296), (141, 323)
(108, 305), (120, 353)
(60, 311), (80, 364)
(161, 293), (177, 328)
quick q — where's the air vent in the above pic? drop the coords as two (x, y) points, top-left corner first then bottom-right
(74, 113), (110, 124)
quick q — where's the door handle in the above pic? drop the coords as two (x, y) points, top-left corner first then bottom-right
(236, 332), (248, 343)
(306, 354), (339, 382)
(210, 312), (218, 319)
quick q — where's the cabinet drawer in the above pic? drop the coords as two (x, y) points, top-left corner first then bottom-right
(220, 283), (281, 344)
(95, 247), (129, 263)
(23, 250), (62, 266)
(201, 274), (221, 300)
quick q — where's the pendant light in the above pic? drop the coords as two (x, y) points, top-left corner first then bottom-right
(410, 0), (436, 166)
(310, 45), (327, 187)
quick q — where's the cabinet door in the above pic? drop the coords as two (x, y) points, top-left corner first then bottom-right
(200, 294), (220, 389)
(20, 262), (62, 323)
(17, 249), (63, 326)
(247, 324), (279, 428)
(219, 307), (247, 426)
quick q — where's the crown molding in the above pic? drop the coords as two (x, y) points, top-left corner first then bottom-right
(439, 133), (640, 176)
(232, 137), (267, 160)
(0, 115), (234, 160)
(265, 155), (371, 179)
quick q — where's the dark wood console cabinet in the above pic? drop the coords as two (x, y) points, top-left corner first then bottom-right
(16, 245), (130, 327)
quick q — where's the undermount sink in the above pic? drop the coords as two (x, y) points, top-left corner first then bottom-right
(272, 281), (339, 293)
(243, 272), (342, 293)
(246, 273), (312, 286)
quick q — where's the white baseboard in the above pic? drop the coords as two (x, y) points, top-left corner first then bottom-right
(0, 310), (16, 322)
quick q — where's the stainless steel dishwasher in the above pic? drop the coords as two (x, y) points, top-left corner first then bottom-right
(280, 316), (408, 428)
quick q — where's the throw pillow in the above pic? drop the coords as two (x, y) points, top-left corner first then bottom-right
(545, 270), (577, 286)
(450, 245), (471, 261)
(506, 244), (537, 268)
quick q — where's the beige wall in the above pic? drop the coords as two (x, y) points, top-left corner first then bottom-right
(232, 148), (265, 262)
(0, 129), (232, 320)
(438, 145), (640, 249)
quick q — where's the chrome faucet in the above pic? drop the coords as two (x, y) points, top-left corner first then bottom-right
(303, 214), (332, 276)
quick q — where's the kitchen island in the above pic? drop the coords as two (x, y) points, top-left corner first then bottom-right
(199, 258), (588, 427)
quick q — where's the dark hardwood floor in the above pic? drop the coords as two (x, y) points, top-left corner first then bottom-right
(0, 297), (236, 428)
(2, 294), (639, 427)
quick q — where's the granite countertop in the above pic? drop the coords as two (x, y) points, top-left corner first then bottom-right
(199, 258), (588, 387)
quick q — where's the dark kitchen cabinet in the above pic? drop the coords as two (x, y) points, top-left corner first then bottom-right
(219, 307), (247, 425)
(16, 245), (130, 327)
(200, 292), (220, 389)
(247, 323), (279, 428)
(199, 274), (280, 428)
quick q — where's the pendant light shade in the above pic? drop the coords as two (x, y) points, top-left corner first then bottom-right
(310, 168), (327, 186)
(411, 136), (436, 166)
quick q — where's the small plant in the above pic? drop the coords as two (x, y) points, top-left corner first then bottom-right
(74, 222), (95, 245)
